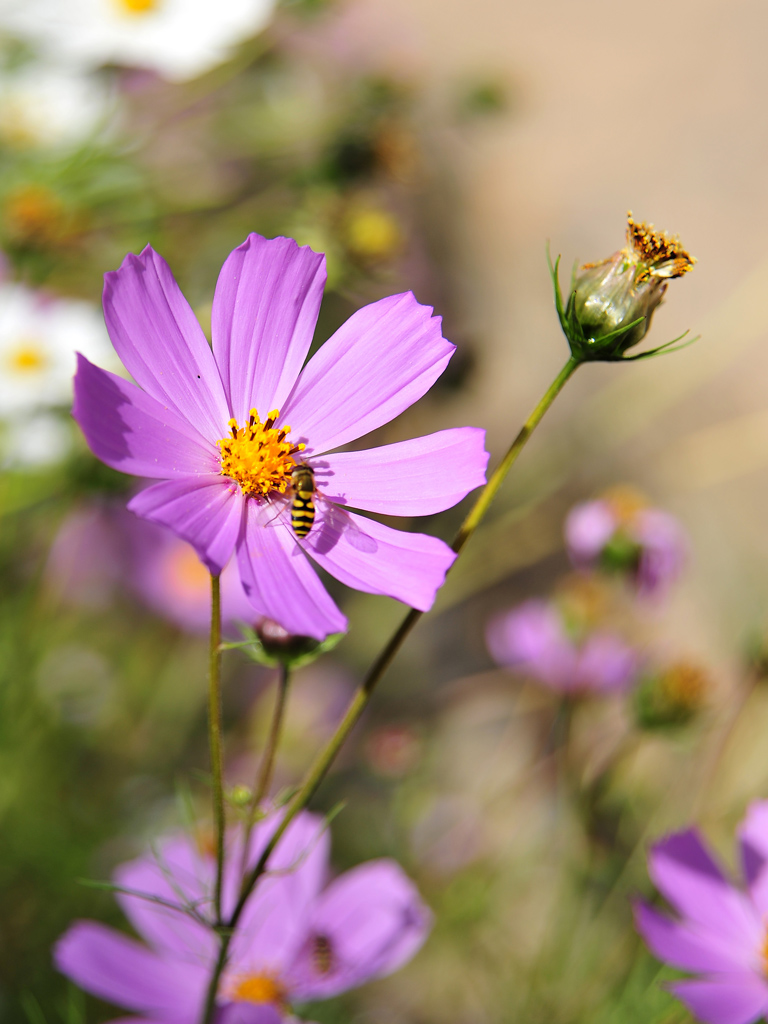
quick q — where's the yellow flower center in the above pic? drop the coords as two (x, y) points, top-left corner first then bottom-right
(114, 0), (159, 14)
(164, 544), (209, 596)
(230, 974), (286, 1005)
(344, 207), (401, 259)
(217, 409), (304, 499)
(7, 340), (48, 374)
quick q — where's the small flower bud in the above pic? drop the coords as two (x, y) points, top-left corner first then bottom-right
(551, 213), (695, 362)
(228, 784), (253, 808)
(256, 617), (322, 664)
(237, 618), (345, 669)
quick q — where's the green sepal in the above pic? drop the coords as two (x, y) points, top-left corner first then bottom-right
(620, 330), (699, 361)
(221, 625), (345, 669)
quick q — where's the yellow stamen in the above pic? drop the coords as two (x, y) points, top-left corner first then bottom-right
(659, 661), (708, 712)
(602, 484), (649, 525)
(626, 211), (696, 281)
(7, 340), (48, 374)
(114, 0), (159, 14)
(230, 974), (286, 1005)
(164, 544), (209, 596)
(217, 408), (304, 499)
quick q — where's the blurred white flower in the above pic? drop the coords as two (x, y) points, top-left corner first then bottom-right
(0, 282), (114, 416)
(0, 63), (116, 149)
(0, 0), (278, 82)
(2, 412), (71, 467)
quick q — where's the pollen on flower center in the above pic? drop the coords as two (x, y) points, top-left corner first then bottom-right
(7, 340), (48, 374)
(114, 0), (159, 14)
(230, 973), (287, 1005)
(217, 408), (305, 499)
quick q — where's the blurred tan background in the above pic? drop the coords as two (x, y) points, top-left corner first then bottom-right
(333, 0), (768, 671)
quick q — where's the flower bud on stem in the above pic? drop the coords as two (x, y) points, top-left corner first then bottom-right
(200, 215), (698, 1019)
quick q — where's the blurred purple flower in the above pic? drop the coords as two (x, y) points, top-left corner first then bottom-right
(73, 233), (488, 640)
(55, 811), (431, 1022)
(486, 599), (639, 695)
(46, 501), (255, 634)
(635, 802), (768, 1024)
(565, 495), (686, 596)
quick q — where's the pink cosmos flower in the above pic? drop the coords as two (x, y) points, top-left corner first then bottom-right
(635, 802), (768, 1024)
(565, 495), (686, 597)
(55, 811), (432, 1023)
(486, 599), (639, 695)
(73, 234), (488, 640)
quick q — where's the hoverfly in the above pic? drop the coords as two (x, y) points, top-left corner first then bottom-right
(267, 462), (377, 554)
(289, 464), (316, 539)
(312, 933), (334, 975)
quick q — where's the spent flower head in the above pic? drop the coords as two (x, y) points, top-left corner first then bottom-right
(73, 233), (488, 640)
(550, 212), (695, 362)
(633, 659), (709, 730)
(635, 802), (768, 1024)
(55, 810), (432, 1022)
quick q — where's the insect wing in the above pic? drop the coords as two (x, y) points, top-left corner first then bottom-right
(322, 502), (377, 554)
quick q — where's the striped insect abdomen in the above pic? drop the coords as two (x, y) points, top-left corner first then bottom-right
(291, 488), (315, 538)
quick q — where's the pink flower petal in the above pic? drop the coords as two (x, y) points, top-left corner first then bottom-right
(635, 902), (749, 974)
(669, 976), (768, 1024)
(564, 499), (617, 563)
(128, 477), (242, 575)
(739, 801), (768, 916)
(649, 831), (761, 956)
(114, 839), (216, 962)
(54, 921), (205, 1018)
(236, 502), (347, 640)
(303, 508), (455, 612)
(289, 859), (432, 1000)
(103, 246), (229, 443)
(575, 633), (639, 693)
(212, 234), (326, 424)
(281, 292), (454, 455)
(73, 354), (217, 478)
(485, 601), (577, 690)
(317, 427), (488, 516)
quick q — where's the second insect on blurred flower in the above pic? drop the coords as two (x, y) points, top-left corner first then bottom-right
(56, 810), (432, 1023)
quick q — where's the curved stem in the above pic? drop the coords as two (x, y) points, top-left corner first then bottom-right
(198, 356), (579, 1019)
(237, 664), (291, 891)
(208, 573), (225, 925)
(228, 355), (580, 928)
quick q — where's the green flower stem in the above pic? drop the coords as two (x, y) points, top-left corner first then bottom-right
(199, 355), (579, 1021)
(237, 664), (291, 891)
(208, 573), (225, 925)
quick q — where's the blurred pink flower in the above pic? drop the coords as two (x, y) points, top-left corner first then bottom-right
(46, 501), (255, 634)
(55, 810), (432, 1021)
(565, 494), (687, 596)
(486, 599), (639, 696)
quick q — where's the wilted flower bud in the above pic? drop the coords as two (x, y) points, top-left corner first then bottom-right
(634, 660), (708, 730)
(551, 213), (695, 362)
